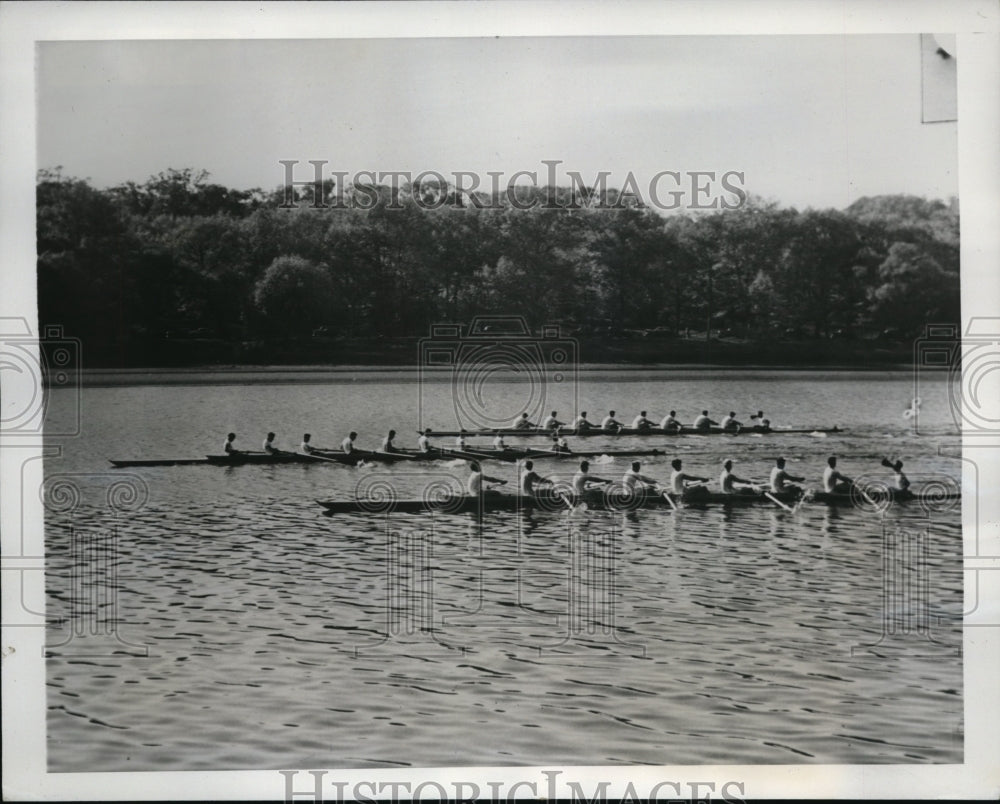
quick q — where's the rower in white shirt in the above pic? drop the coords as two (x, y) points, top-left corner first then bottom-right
(511, 413), (536, 429)
(542, 411), (563, 430)
(669, 458), (710, 497)
(223, 432), (243, 454)
(300, 433), (315, 454)
(822, 456), (853, 494)
(601, 410), (623, 432)
(660, 410), (682, 431)
(549, 434), (571, 453)
(631, 411), (654, 431)
(749, 411), (772, 431)
(571, 460), (612, 498)
(520, 460), (551, 496)
(381, 429), (399, 453)
(416, 429), (432, 453)
(692, 410), (718, 431)
(623, 461), (660, 495)
(455, 432), (468, 450)
(466, 461), (506, 496)
(719, 412), (743, 432)
(719, 459), (757, 495)
(572, 411), (592, 431)
(492, 433), (507, 450)
(263, 432), (280, 454)
(341, 431), (358, 454)
(769, 457), (804, 494)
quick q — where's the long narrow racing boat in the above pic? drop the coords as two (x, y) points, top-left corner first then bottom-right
(425, 425), (841, 437)
(317, 486), (958, 515)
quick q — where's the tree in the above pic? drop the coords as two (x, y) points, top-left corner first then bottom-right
(252, 256), (336, 337)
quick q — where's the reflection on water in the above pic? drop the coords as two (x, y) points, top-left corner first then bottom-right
(43, 371), (962, 769)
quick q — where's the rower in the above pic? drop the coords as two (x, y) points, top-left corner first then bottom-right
(520, 460), (551, 496)
(572, 459), (612, 498)
(466, 461), (505, 496)
(886, 459), (911, 493)
(455, 431), (468, 450)
(572, 411), (592, 431)
(381, 429), (399, 453)
(342, 431), (359, 454)
(416, 429), (433, 453)
(693, 410), (717, 431)
(660, 410), (682, 431)
(750, 411), (771, 431)
(550, 434), (571, 453)
(263, 432), (280, 454)
(770, 457), (804, 495)
(301, 433), (315, 454)
(601, 410), (623, 432)
(623, 461), (659, 495)
(719, 459), (757, 495)
(631, 410), (654, 431)
(719, 412), (742, 432)
(492, 432), (508, 450)
(542, 410), (563, 430)
(512, 412), (536, 430)
(822, 456), (853, 494)
(223, 432), (242, 454)
(669, 458), (710, 498)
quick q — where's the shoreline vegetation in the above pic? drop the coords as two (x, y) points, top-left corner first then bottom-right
(37, 168), (958, 371)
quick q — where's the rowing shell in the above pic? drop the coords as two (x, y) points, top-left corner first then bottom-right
(425, 425), (841, 438)
(317, 487), (958, 515)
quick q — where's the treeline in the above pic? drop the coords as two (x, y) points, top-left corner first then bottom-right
(36, 167), (959, 366)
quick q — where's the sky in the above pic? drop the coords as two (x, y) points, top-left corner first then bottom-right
(37, 34), (958, 211)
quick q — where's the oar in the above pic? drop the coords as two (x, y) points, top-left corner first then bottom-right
(305, 452), (350, 465)
(765, 491), (795, 512)
(656, 485), (678, 511)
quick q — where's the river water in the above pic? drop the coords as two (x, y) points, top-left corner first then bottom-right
(42, 369), (963, 770)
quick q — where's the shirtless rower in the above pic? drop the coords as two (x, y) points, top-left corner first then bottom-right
(719, 412), (743, 432)
(660, 410), (682, 432)
(542, 410), (563, 430)
(719, 459), (757, 495)
(770, 457), (804, 495)
(342, 431), (359, 454)
(466, 461), (506, 496)
(823, 456), (854, 494)
(572, 459), (612, 499)
(882, 458), (911, 494)
(381, 429), (399, 453)
(601, 410), (624, 433)
(623, 461), (660, 496)
(692, 410), (718, 431)
(631, 410), (655, 431)
(670, 458), (710, 498)
(572, 411), (592, 431)
(223, 432), (243, 454)
(512, 412), (536, 430)
(520, 460), (552, 496)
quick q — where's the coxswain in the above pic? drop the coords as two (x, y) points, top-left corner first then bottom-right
(719, 412), (742, 432)
(223, 432), (242, 454)
(381, 429), (399, 453)
(719, 459), (757, 495)
(342, 431), (358, 454)
(300, 433), (315, 454)
(823, 456), (853, 494)
(520, 460), (551, 496)
(601, 410), (624, 432)
(572, 459), (612, 498)
(512, 413), (536, 430)
(492, 432), (508, 450)
(542, 410), (563, 430)
(669, 458), (710, 498)
(623, 461), (660, 495)
(631, 410), (654, 431)
(263, 432), (281, 454)
(660, 410), (682, 431)
(770, 457), (804, 495)
(466, 461), (506, 496)
(416, 429), (433, 453)
(693, 410), (718, 431)
(572, 411), (592, 431)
